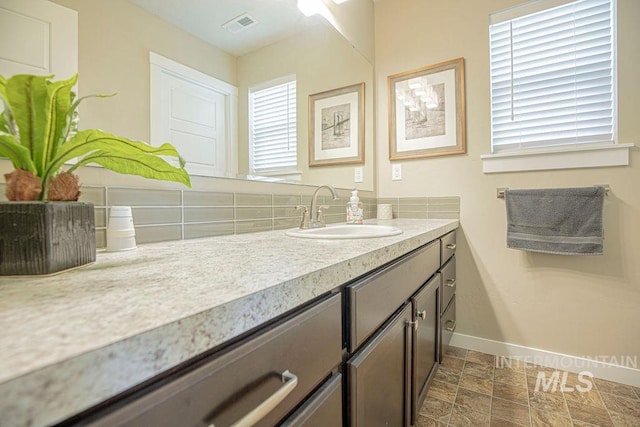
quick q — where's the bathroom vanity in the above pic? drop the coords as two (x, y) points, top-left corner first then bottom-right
(0, 219), (458, 427)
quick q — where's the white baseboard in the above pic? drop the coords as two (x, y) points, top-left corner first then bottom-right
(450, 333), (640, 387)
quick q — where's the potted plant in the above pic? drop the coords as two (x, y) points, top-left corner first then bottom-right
(0, 73), (191, 275)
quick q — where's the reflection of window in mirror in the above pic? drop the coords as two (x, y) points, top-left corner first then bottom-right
(249, 75), (300, 180)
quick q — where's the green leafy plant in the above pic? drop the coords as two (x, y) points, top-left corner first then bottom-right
(0, 73), (191, 201)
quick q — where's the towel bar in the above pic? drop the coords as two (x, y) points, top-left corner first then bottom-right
(496, 185), (610, 199)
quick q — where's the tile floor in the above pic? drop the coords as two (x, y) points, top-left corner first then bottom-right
(417, 347), (640, 427)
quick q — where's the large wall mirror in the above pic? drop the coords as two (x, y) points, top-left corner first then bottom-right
(50, 0), (375, 191)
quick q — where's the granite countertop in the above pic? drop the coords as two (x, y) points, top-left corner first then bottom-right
(0, 218), (458, 426)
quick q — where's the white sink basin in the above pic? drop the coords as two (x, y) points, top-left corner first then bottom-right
(285, 224), (403, 239)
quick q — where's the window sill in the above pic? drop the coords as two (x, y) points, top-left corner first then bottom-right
(243, 171), (303, 183)
(481, 143), (635, 174)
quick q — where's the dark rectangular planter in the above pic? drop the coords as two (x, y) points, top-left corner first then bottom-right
(0, 202), (96, 275)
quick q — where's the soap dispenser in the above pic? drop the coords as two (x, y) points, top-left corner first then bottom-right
(346, 189), (364, 224)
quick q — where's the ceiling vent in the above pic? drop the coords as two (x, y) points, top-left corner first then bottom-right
(222, 13), (258, 34)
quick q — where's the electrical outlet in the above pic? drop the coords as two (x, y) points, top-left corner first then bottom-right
(392, 163), (402, 180)
(354, 167), (364, 183)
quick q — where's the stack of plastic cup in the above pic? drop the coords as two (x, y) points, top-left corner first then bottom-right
(106, 206), (137, 252)
(377, 204), (393, 220)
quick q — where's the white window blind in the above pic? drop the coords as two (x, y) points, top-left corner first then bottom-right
(489, 0), (615, 153)
(249, 78), (297, 174)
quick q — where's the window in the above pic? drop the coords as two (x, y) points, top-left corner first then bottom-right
(483, 0), (631, 173)
(249, 76), (297, 175)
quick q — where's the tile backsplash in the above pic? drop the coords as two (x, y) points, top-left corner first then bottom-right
(0, 184), (459, 248)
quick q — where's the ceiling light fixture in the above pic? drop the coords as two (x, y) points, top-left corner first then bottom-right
(333, 0), (349, 4)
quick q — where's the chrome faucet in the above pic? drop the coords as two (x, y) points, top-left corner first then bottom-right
(299, 185), (339, 229)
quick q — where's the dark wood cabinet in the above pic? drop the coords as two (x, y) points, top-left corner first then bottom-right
(66, 228), (458, 427)
(346, 241), (442, 427)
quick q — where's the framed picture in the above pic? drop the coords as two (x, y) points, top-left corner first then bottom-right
(309, 82), (365, 167)
(388, 58), (466, 160)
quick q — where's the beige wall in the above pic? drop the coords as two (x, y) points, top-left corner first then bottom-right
(324, 0), (375, 64)
(237, 23), (375, 191)
(375, 0), (640, 363)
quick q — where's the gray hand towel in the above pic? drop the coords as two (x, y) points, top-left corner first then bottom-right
(505, 186), (605, 255)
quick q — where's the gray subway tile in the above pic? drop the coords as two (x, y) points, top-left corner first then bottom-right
(183, 191), (234, 207)
(134, 224), (182, 244)
(274, 217), (300, 230)
(94, 208), (107, 228)
(399, 197), (429, 206)
(397, 211), (429, 219)
(95, 229), (106, 249)
(108, 188), (181, 207)
(235, 193), (272, 206)
(184, 222), (234, 239)
(428, 196), (460, 206)
(377, 198), (399, 205)
(235, 206), (273, 220)
(79, 186), (106, 205)
(324, 213), (346, 224)
(131, 207), (182, 226)
(235, 219), (273, 234)
(273, 195), (301, 206)
(273, 206), (301, 218)
(428, 203), (460, 213)
(184, 207), (233, 223)
(428, 211), (460, 219)
(399, 204), (429, 213)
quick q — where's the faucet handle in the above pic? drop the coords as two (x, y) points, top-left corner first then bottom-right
(295, 205), (310, 229)
(316, 205), (330, 227)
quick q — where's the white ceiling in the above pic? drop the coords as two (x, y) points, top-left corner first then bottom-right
(129, 0), (324, 56)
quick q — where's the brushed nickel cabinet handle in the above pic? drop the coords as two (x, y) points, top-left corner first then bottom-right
(210, 370), (298, 427)
(446, 279), (456, 288)
(446, 320), (457, 332)
(446, 243), (456, 250)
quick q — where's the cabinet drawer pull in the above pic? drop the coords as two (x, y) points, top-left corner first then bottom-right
(416, 310), (427, 320)
(211, 370), (298, 427)
(446, 320), (457, 332)
(446, 243), (456, 250)
(446, 279), (456, 288)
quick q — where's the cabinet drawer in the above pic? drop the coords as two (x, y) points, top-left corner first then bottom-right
(87, 294), (342, 427)
(440, 296), (456, 362)
(348, 240), (440, 352)
(440, 256), (456, 314)
(441, 230), (457, 265)
(281, 373), (342, 426)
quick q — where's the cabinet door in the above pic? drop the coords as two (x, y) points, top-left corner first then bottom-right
(412, 274), (440, 423)
(348, 303), (413, 427)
